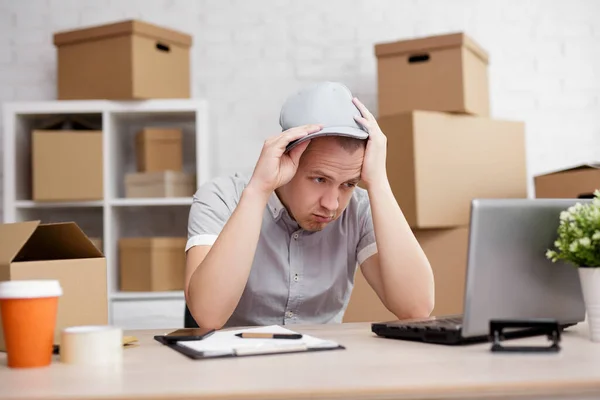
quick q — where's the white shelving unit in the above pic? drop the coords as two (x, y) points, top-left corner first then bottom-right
(2, 99), (210, 330)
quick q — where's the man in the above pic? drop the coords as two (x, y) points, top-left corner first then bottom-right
(185, 82), (434, 329)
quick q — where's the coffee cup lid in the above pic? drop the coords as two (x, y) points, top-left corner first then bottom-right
(0, 280), (63, 299)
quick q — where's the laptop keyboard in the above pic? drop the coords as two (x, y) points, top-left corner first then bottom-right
(403, 316), (463, 329)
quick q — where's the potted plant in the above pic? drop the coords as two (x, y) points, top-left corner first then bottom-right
(546, 191), (600, 342)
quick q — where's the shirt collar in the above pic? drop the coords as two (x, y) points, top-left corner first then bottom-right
(267, 191), (285, 221)
(267, 191), (301, 232)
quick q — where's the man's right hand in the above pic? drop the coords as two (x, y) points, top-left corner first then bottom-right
(247, 124), (322, 196)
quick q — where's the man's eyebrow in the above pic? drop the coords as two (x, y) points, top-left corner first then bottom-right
(310, 170), (360, 184)
(309, 169), (335, 181)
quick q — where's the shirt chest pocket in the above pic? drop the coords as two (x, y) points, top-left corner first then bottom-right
(299, 240), (353, 308)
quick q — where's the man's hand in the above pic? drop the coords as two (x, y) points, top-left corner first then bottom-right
(352, 98), (388, 189)
(247, 124), (322, 196)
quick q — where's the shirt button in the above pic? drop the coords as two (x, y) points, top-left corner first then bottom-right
(294, 274), (299, 282)
(293, 233), (299, 240)
(286, 311), (294, 318)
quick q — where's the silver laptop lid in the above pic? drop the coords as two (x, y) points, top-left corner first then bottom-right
(462, 198), (586, 337)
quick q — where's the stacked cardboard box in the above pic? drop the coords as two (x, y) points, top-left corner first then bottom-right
(344, 32), (528, 323)
(125, 127), (195, 198)
(120, 127), (192, 291)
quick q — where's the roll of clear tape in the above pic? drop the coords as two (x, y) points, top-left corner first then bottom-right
(60, 326), (123, 366)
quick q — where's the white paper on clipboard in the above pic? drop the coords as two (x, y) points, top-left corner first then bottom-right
(177, 325), (341, 356)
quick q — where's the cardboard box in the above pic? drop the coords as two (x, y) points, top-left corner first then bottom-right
(343, 227), (469, 323)
(379, 111), (527, 228)
(534, 164), (600, 199)
(136, 128), (183, 172)
(375, 32), (489, 117)
(53, 20), (192, 100)
(32, 129), (103, 201)
(125, 171), (195, 198)
(119, 237), (187, 292)
(0, 221), (108, 350)
(89, 237), (103, 253)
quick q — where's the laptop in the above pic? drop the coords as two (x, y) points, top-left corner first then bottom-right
(371, 198), (587, 345)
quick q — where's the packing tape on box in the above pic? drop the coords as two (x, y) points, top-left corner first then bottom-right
(60, 325), (123, 366)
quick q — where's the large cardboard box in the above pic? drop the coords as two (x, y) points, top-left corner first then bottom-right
(119, 237), (187, 292)
(89, 237), (103, 253)
(32, 129), (103, 201)
(375, 32), (489, 117)
(53, 20), (192, 100)
(379, 111), (527, 228)
(0, 221), (108, 350)
(534, 164), (600, 199)
(136, 128), (183, 172)
(124, 171), (195, 198)
(344, 227), (469, 323)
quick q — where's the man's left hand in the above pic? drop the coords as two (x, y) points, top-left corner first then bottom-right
(352, 97), (388, 189)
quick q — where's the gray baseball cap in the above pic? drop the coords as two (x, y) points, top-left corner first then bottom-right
(280, 82), (369, 152)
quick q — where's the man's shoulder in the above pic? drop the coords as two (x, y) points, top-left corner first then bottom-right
(193, 172), (250, 204)
(352, 185), (369, 201)
(339, 186), (371, 225)
(349, 185), (371, 210)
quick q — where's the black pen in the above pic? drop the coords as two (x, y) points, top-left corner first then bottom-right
(235, 332), (303, 339)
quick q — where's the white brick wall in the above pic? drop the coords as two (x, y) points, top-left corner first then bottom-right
(1, 0), (600, 220)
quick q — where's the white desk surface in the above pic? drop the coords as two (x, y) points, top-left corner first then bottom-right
(1, 322), (600, 400)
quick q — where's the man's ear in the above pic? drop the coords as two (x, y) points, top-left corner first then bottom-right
(289, 139), (311, 167)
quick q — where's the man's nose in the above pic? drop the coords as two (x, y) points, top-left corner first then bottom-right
(320, 189), (339, 212)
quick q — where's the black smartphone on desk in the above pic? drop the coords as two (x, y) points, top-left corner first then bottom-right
(156, 327), (216, 344)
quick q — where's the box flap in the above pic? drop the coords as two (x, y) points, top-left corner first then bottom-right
(53, 19), (192, 48)
(535, 162), (600, 177)
(0, 221), (41, 265)
(375, 32), (489, 63)
(13, 222), (103, 263)
(36, 116), (101, 131)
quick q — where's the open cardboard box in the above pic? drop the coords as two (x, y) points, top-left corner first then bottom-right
(0, 221), (108, 350)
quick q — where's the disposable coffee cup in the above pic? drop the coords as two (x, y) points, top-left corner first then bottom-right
(0, 280), (63, 368)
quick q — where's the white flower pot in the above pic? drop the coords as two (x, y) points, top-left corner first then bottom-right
(578, 267), (600, 342)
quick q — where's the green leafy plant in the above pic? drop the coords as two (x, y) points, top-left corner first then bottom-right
(546, 190), (600, 268)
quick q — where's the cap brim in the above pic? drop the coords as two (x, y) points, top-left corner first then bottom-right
(285, 126), (368, 153)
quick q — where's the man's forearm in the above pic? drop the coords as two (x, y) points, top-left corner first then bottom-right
(368, 180), (434, 318)
(188, 186), (270, 328)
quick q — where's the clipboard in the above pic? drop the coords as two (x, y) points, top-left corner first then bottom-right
(154, 325), (345, 360)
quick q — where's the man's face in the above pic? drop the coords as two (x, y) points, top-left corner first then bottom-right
(278, 137), (365, 232)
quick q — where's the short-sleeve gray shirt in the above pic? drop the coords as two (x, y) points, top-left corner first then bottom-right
(186, 173), (378, 327)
